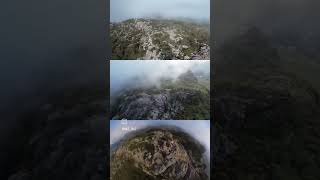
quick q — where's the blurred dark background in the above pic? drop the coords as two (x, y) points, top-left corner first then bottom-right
(1, 0), (320, 179)
(213, 0), (320, 179)
(0, 0), (108, 179)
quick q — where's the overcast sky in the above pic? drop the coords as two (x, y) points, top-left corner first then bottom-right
(110, 0), (210, 22)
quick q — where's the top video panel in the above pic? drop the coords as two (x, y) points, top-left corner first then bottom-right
(110, 0), (210, 60)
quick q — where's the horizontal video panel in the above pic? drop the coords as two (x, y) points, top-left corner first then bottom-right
(110, 60), (210, 120)
(110, 120), (210, 180)
(110, 0), (210, 60)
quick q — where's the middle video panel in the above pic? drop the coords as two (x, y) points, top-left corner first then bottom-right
(110, 60), (210, 120)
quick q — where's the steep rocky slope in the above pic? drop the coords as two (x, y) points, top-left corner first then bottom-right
(111, 18), (210, 60)
(110, 126), (209, 180)
(110, 70), (210, 120)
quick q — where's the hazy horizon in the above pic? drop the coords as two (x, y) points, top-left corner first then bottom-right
(110, 0), (210, 22)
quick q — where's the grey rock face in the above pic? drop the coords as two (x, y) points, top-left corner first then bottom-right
(111, 70), (210, 120)
(114, 91), (187, 120)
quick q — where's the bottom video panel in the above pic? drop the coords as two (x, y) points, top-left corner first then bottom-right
(110, 120), (210, 180)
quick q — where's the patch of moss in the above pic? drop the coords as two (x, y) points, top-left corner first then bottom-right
(111, 159), (157, 180)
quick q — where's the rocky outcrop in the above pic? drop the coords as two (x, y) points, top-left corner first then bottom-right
(112, 89), (206, 120)
(111, 18), (210, 60)
(111, 127), (208, 180)
(111, 71), (210, 120)
(178, 70), (198, 83)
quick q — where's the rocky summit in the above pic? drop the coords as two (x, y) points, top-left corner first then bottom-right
(110, 126), (209, 180)
(111, 18), (210, 60)
(110, 70), (210, 120)
(178, 70), (199, 83)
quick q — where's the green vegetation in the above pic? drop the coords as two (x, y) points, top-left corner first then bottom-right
(161, 79), (209, 96)
(110, 18), (210, 60)
(111, 24), (146, 59)
(111, 72), (210, 120)
(171, 130), (206, 163)
(111, 128), (208, 180)
(161, 77), (210, 120)
(112, 159), (158, 180)
(127, 138), (155, 154)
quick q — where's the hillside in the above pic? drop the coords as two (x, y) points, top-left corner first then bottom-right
(111, 18), (210, 60)
(110, 126), (209, 180)
(110, 70), (210, 120)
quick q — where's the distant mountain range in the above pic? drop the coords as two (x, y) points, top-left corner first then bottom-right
(111, 18), (210, 60)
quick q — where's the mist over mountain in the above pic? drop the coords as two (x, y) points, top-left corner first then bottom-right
(110, 0), (209, 60)
(110, 61), (210, 96)
(111, 70), (210, 120)
(111, 0), (210, 23)
(110, 61), (210, 120)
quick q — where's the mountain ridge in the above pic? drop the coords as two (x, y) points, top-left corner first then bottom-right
(111, 18), (210, 60)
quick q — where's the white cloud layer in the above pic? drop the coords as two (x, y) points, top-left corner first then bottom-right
(110, 60), (210, 96)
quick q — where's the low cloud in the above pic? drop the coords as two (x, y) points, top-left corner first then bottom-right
(110, 60), (210, 96)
